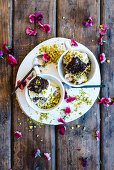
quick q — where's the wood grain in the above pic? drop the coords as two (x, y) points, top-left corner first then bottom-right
(12, 0), (56, 169)
(0, 0), (12, 169)
(100, 0), (114, 169)
(56, 0), (100, 169)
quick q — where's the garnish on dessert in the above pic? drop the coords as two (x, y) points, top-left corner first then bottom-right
(28, 76), (61, 109)
(39, 44), (65, 66)
(62, 51), (91, 85)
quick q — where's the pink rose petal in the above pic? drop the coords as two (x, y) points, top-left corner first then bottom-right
(3, 43), (9, 54)
(65, 107), (71, 114)
(3, 43), (14, 55)
(35, 149), (41, 158)
(42, 53), (51, 62)
(99, 36), (105, 45)
(41, 24), (51, 33)
(29, 13), (43, 23)
(66, 97), (76, 103)
(96, 130), (100, 141)
(77, 147), (81, 151)
(58, 125), (66, 135)
(7, 54), (17, 67)
(17, 80), (27, 90)
(99, 24), (109, 35)
(98, 97), (111, 107)
(0, 51), (3, 56)
(58, 117), (67, 124)
(64, 91), (67, 99)
(44, 153), (51, 160)
(14, 131), (22, 139)
(29, 14), (36, 23)
(83, 16), (93, 27)
(35, 13), (44, 22)
(71, 39), (78, 47)
(26, 27), (37, 35)
(27, 76), (32, 80)
(99, 53), (106, 63)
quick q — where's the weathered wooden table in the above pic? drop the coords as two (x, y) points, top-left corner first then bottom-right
(0, 0), (113, 170)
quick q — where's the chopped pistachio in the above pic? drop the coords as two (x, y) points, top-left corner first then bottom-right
(79, 112), (82, 115)
(83, 127), (86, 130)
(107, 60), (110, 63)
(76, 125), (80, 128)
(39, 44), (65, 66)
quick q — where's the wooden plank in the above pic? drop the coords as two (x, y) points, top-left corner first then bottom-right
(0, 0), (12, 169)
(56, 0), (100, 169)
(100, 0), (114, 169)
(12, 0), (56, 169)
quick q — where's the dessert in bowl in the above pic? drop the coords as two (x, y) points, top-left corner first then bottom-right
(58, 47), (97, 87)
(25, 75), (64, 113)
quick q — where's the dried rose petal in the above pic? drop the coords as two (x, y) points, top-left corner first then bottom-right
(3, 43), (14, 55)
(99, 24), (109, 35)
(66, 97), (76, 103)
(29, 13), (43, 23)
(83, 16), (93, 27)
(35, 149), (41, 158)
(3, 43), (9, 53)
(0, 51), (4, 59)
(14, 131), (22, 139)
(77, 147), (81, 151)
(96, 130), (100, 141)
(17, 80), (27, 90)
(27, 76), (32, 80)
(42, 53), (51, 62)
(58, 117), (67, 124)
(41, 24), (51, 33)
(7, 54), (17, 66)
(98, 97), (111, 107)
(36, 13), (44, 22)
(99, 36), (105, 45)
(99, 53), (106, 63)
(0, 51), (3, 56)
(29, 14), (36, 23)
(65, 107), (71, 114)
(44, 153), (51, 160)
(64, 91), (67, 99)
(26, 27), (37, 35)
(58, 125), (66, 135)
(71, 39), (78, 47)
(82, 157), (88, 167)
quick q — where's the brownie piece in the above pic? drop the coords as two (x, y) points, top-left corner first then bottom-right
(66, 57), (87, 74)
(28, 76), (49, 94)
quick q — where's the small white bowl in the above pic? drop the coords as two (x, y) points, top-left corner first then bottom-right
(58, 47), (98, 87)
(25, 74), (64, 113)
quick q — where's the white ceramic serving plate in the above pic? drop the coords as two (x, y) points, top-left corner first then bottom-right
(58, 46), (98, 87)
(25, 74), (65, 113)
(16, 37), (101, 125)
